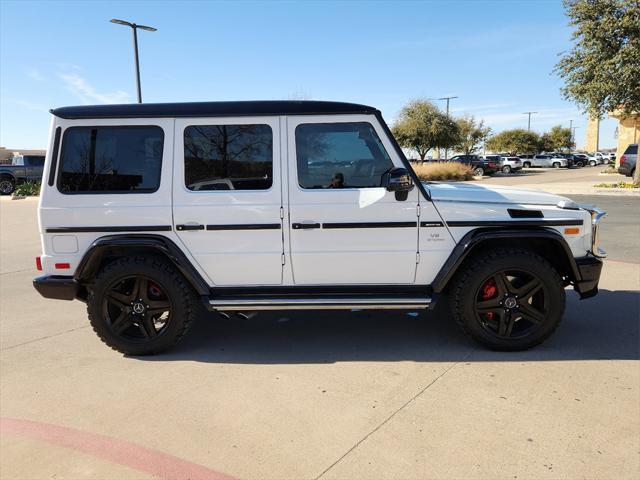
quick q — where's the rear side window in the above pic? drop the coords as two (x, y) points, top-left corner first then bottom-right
(624, 144), (638, 155)
(24, 156), (45, 166)
(184, 124), (273, 191)
(295, 122), (393, 189)
(58, 126), (163, 194)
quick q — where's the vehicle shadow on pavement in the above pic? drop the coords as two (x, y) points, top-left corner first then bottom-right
(140, 289), (639, 364)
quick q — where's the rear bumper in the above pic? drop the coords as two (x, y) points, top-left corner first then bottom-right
(33, 275), (78, 301)
(618, 164), (634, 176)
(574, 256), (603, 299)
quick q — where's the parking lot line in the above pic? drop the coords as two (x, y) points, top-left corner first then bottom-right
(0, 417), (235, 480)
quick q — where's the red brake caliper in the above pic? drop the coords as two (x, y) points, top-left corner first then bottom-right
(481, 279), (497, 321)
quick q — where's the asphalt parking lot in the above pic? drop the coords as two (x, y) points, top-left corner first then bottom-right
(1, 190), (638, 480)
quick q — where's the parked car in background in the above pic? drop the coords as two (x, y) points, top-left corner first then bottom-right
(618, 144), (637, 177)
(522, 154), (568, 169)
(572, 153), (589, 167)
(587, 154), (604, 167)
(607, 152), (616, 163)
(449, 154), (498, 176)
(0, 154), (46, 195)
(498, 156), (522, 173)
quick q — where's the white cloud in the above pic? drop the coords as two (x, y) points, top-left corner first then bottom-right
(59, 72), (130, 104)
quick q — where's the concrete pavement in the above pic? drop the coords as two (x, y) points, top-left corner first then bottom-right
(0, 194), (638, 480)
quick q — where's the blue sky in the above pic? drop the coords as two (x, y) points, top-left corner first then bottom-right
(0, 0), (616, 149)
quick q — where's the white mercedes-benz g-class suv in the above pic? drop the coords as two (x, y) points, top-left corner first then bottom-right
(33, 101), (606, 355)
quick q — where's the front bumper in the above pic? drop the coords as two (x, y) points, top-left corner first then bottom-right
(574, 256), (603, 299)
(33, 275), (78, 301)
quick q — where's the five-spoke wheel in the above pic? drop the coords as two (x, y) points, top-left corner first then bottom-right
(451, 248), (565, 350)
(87, 256), (198, 355)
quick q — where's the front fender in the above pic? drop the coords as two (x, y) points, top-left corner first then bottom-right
(432, 228), (582, 293)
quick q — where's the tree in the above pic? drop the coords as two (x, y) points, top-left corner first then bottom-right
(392, 99), (460, 160)
(547, 125), (575, 151)
(453, 116), (491, 155)
(555, 0), (640, 117)
(486, 129), (541, 155)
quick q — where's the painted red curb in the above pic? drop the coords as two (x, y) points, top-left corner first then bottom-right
(0, 417), (236, 480)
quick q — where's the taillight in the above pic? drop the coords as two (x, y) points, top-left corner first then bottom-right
(36, 257), (42, 271)
(620, 155), (626, 165)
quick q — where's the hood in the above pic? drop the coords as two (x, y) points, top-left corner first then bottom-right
(424, 182), (572, 206)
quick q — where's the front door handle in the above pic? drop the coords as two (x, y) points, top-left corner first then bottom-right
(176, 224), (205, 231)
(292, 222), (321, 230)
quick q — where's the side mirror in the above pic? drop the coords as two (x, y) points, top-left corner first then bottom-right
(382, 167), (414, 201)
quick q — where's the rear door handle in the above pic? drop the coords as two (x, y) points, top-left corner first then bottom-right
(292, 222), (321, 230)
(176, 224), (205, 231)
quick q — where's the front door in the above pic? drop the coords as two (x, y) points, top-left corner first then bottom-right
(172, 116), (284, 286)
(286, 115), (419, 285)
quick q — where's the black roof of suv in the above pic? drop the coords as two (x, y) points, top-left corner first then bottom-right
(51, 101), (379, 119)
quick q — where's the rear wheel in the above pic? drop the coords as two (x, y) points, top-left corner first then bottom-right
(450, 248), (565, 350)
(552, 162), (560, 168)
(523, 162), (531, 168)
(0, 177), (15, 195)
(575, 160), (584, 167)
(474, 167), (484, 176)
(87, 255), (198, 355)
(502, 165), (512, 174)
(589, 160), (596, 167)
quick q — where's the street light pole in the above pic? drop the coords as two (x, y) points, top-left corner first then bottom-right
(438, 96), (458, 159)
(110, 19), (157, 103)
(523, 111), (537, 131)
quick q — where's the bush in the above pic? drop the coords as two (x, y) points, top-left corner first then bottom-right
(593, 181), (639, 189)
(12, 181), (41, 197)
(412, 162), (474, 181)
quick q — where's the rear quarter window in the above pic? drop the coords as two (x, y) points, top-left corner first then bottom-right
(57, 126), (164, 194)
(624, 144), (638, 155)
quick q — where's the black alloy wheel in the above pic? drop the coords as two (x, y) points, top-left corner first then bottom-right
(474, 269), (547, 340)
(102, 275), (172, 341)
(450, 248), (565, 350)
(87, 255), (199, 355)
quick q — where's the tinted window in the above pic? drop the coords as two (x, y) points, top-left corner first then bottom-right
(624, 144), (638, 155)
(24, 156), (45, 166)
(184, 124), (272, 191)
(296, 123), (393, 189)
(58, 126), (163, 193)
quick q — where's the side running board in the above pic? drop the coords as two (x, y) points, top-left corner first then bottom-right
(208, 296), (432, 311)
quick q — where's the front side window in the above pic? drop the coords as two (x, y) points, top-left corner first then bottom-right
(295, 122), (393, 189)
(184, 124), (273, 191)
(58, 126), (163, 193)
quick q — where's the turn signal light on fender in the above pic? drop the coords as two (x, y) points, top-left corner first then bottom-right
(36, 257), (42, 271)
(564, 227), (580, 235)
(54, 263), (71, 270)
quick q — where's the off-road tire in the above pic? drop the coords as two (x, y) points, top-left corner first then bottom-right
(450, 248), (565, 351)
(87, 255), (198, 355)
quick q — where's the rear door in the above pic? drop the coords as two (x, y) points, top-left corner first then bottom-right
(172, 116), (284, 286)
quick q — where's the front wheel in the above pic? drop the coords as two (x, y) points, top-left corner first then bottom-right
(474, 167), (484, 176)
(552, 162), (560, 168)
(523, 162), (531, 168)
(502, 165), (512, 174)
(450, 248), (565, 350)
(0, 178), (15, 195)
(589, 160), (596, 167)
(87, 255), (199, 355)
